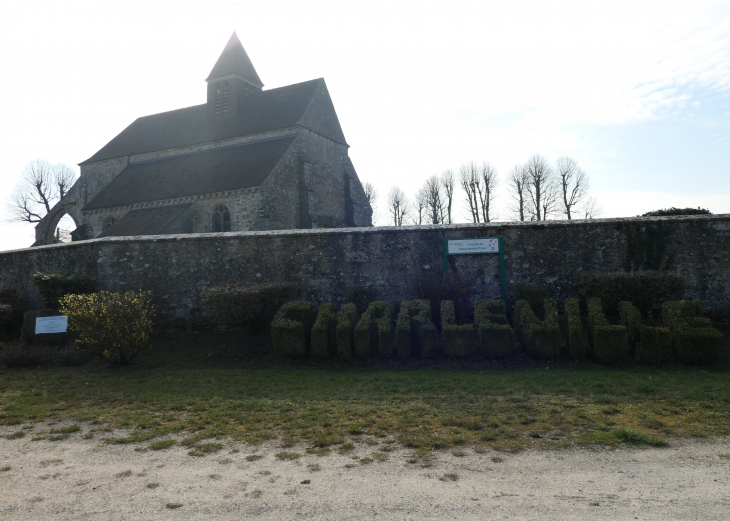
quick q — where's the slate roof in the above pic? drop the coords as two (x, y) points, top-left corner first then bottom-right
(81, 79), (330, 164)
(83, 135), (296, 211)
(206, 32), (262, 87)
(98, 203), (193, 238)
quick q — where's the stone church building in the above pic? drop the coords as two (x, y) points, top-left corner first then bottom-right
(34, 33), (372, 245)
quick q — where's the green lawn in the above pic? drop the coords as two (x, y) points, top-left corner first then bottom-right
(1, 331), (729, 453)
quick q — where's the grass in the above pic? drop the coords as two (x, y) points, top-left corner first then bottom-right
(1, 330), (729, 452)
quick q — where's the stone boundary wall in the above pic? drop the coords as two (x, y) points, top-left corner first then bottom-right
(1, 215), (728, 324)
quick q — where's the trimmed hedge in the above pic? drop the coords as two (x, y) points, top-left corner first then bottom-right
(578, 271), (685, 316)
(514, 299), (560, 359)
(33, 270), (95, 309)
(663, 300), (722, 365)
(619, 301), (642, 351)
(636, 326), (672, 364)
(201, 281), (298, 329)
(514, 283), (548, 320)
(395, 300), (437, 359)
(441, 300), (475, 358)
(335, 302), (358, 360)
(474, 300), (514, 358)
(588, 298), (627, 364)
(564, 298), (584, 359)
(0, 286), (25, 338)
(271, 301), (314, 358)
(354, 301), (393, 358)
(311, 303), (337, 359)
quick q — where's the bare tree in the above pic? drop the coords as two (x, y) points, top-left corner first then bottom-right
(580, 195), (603, 219)
(555, 157), (588, 220)
(507, 164), (529, 221)
(459, 162), (481, 223)
(6, 160), (77, 223)
(421, 175), (445, 225)
(440, 169), (455, 224)
(523, 154), (556, 221)
(363, 182), (377, 211)
(387, 186), (409, 226)
(412, 187), (427, 225)
(478, 162), (498, 222)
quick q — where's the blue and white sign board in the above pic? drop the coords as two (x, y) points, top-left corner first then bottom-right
(35, 316), (68, 334)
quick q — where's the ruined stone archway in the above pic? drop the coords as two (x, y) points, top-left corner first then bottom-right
(34, 204), (80, 246)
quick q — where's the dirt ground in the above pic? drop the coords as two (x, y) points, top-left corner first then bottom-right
(1, 424), (729, 520)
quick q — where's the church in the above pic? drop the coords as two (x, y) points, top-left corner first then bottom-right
(34, 33), (372, 246)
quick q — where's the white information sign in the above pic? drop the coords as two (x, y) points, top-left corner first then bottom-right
(447, 238), (500, 255)
(35, 316), (68, 334)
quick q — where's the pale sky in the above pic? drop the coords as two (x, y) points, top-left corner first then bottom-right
(1, 0), (728, 249)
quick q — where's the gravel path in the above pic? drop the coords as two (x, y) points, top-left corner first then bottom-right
(2, 426), (729, 520)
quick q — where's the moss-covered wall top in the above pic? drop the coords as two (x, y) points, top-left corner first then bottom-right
(1, 214), (728, 324)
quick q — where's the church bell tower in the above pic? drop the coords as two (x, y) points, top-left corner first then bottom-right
(206, 32), (263, 117)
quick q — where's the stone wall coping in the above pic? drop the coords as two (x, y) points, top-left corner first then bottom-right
(3, 213), (729, 255)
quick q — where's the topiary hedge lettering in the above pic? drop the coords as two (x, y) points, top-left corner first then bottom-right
(395, 300), (437, 359)
(663, 301), (723, 365)
(514, 299), (560, 359)
(311, 303), (337, 359)
(474, 300), (514, 358)
(441, 300), (474, 358)
(200, 281), (298, 330)
(354, 301), (393, 358)
(636, 325), (672, 364)
(588, 298), (628, 364)
(578, 271), (684, 316)
(335, 302), (358, 360)
(271, 301), (314, 358)
(564, 298), (584, 359)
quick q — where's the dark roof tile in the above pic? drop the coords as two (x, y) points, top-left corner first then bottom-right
(97, 203), (192, 237)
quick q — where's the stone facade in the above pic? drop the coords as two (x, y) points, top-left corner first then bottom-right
(3, 214), (729, 325)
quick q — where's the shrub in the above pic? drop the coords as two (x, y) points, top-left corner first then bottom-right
(578, 271), (685, 316)
(335, 303), (358, 360)
(345, 286), (378, 315)
(662, 301), (723, 365)
(513, 284), (548, 320)
(33, 270), (95, 309)
(474, 300), (514, 358)
(353, 302), (393, 358)
(0, 286), (26, 339)
(395, 300), (437, 359)
(640, 207), (711, 217)
(270, 301), (314, 359)
(636, 326), (672, 364)
(619, 301), (642, 351)
(564, 298), (584, 359)
(441, 300), (475, 358)
(513, 299), (560, 359)
(588, 298), (627, 364)
(200, 282), (298, 329)
(311, 303), (337, 359)
(59, 290), (154, 365)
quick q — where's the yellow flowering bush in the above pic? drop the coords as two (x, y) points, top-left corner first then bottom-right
(59, 290), (154, 365)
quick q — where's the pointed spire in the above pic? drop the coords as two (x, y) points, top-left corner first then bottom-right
(206, 32), (263, 87)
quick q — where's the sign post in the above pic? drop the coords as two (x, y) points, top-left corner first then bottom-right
(442, 237), (507, 306)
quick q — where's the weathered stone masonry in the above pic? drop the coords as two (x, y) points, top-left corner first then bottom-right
(2, 214), (729, 324)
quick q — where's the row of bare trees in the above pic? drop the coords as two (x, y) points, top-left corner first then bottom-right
(369, 155), (600, 226)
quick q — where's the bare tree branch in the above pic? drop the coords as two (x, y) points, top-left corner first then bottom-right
(523, 154), (555, 221)
(412, 187), (427, 225)
(478, 162), (498, 222)
(5, 160), (78, 224)
(556, 157), (588, 220)
(459, 162), (481, 223)
(507, 164), (529, 221)
(421, 175), (445, 225)
(440, 169), (455, 224)
(580, 195), (603, 219)
(387, 186), (409, 226)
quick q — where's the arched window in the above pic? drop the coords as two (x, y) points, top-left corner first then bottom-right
(212, 205), (231, 232)
(103, 216), (116, 231)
